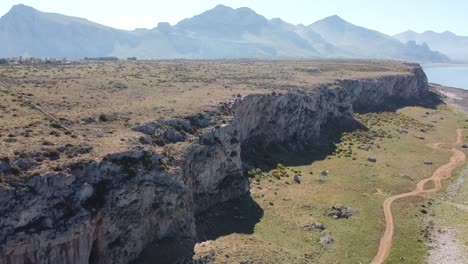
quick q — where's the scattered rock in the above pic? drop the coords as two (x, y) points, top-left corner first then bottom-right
(133, 122), (158, 135)
(318, 177), (328, 183)
(320, 234), (334, 246)
(304, 222), (325, 231)
(157, 128), (186, 144)
(0, 157), (12, 174)
(15, 158), (37, 171)
(400, 173), (414, 181)
(133, 118), (195, 145)
(56, 143), (93, 157)
(44, 150), (60, 160)
(293, 174), (301, 184)
(359, 144), (372, 151)
(81, 117), (96, 124)
(139, 135), (152, 145)
(185, 113), (212, 128)
(327, 205), (357, 219)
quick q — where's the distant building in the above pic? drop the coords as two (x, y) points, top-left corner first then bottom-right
(84, 57), (119, 61)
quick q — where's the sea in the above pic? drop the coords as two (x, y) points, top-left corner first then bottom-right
(423, 65), (468, 90)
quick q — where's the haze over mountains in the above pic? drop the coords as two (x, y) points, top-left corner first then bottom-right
(395, 30), (468, 62)
(0, 4), (463, 62)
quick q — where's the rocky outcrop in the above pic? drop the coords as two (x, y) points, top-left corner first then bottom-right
(0, 65), (430, 264)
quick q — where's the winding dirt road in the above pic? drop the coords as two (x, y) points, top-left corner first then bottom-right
(371, 128), (466, 264)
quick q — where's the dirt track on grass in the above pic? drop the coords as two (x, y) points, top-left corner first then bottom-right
(371, 128), (466, 264)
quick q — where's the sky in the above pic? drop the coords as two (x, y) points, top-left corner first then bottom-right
(1, 0), (467, 36)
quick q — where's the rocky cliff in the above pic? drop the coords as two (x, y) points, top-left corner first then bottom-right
(0, 65), (430, 264)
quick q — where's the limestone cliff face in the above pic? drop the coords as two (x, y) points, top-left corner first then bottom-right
(0, 65), (429, 264)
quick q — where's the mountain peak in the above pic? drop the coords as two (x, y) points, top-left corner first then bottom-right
(310, 15), (351, 28)
(212, 4), (233, 11)
(206, 5), (258, 16)
(2, 4), (39, 20)
(7, 4), (37, 14)
(175, 4), (268, 35)
(420, 30), (456, 37)
(441, 30), (456, 36)
(323, 15), (346, 23)
(403, 30), (418, 34)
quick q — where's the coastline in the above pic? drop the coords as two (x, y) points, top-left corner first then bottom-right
(422, 63), (468, 68)
(423, 65), (468, 91)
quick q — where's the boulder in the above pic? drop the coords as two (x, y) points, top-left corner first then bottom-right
(0, 157), (12, 174)
(321, 170), (328, 176)
(158, 128), (186, 143)
(318, 177), (328, 183)
(15, 158), (37, 171)
(320, 234), (334, 246)
(293, 174), (301, 184)
(327, 205), (357, 219)
(185, 113), (212, 128)
(139, 135), (153, 145)
(400, 174), (414, 181)
(424, 160), (433, 165)
(304, 222), (325, 231)
(133, 122), (158, 135)
(367, 157), (377, 162)
(359, 144), (372, 151)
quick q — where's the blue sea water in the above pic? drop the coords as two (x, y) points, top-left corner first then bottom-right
(423, 66), (468, 90)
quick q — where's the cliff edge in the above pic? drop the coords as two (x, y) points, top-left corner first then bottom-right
(0, 61), (433, 264)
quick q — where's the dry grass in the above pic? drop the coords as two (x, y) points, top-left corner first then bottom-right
(0, 60), (413, 175)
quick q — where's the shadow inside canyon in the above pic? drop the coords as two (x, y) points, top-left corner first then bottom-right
(136, 93), (444, 264)
(241, 116), (368, 170)
(353, 91), (443, 114)
(134, 195), (263, 264)
(195, 194), (263, 242)
(243, 92), (444, 171)
(132, 236), (197, 264)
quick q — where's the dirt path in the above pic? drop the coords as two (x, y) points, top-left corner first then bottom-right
(371, 128), (466, 264)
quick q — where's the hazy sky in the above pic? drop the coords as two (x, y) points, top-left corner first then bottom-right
(1, 0), (467, 35)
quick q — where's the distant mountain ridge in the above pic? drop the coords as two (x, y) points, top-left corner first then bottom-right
(0, 4), (451, 62)
(395, 30), (468, 62)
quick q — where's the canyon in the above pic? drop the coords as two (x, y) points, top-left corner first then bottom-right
(0, 61), (435, 263)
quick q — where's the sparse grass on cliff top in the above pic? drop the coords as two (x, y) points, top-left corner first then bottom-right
(0, 60), (413, 176)
(193, 105), (465, 264)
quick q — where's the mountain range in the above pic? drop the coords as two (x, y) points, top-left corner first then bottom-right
(0, 4), (462, 62)
(395, 30), (468, 62)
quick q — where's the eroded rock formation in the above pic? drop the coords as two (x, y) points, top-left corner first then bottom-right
(0, 65), (430, 264)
